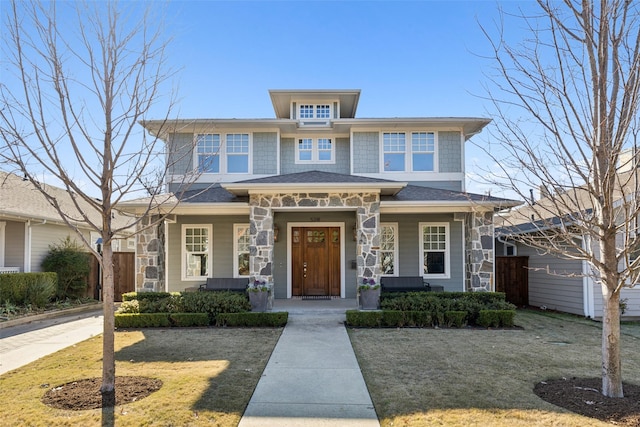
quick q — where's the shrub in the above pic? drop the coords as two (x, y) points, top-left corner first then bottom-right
(122, 291), (178, 302)
(114, 313), (171, 328)
(169, 313), (210, 327)
(41, 237), (91, 299)
(445, 310), (467, 328)
(216, 312), (288, 327)
(0, 272), (57, 307)
(138, 294), (184, 313)
(477, 310), (516, 328)
(182, 291), (250, 322)
(116, 300), (139, 314)
(346, 310), (382, 327)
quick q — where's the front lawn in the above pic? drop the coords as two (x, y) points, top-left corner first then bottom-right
(349, 309), (640, 427)
(0, 328), (282, 426)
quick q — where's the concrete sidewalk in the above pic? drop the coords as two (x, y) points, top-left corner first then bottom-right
(239, 301), (380, 427)
(0, 308), (103, 375)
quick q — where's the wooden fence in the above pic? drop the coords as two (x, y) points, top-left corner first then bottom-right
(88, 252), (135, 302)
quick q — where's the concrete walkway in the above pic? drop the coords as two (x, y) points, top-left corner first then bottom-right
(239, 299), (380, 427)
(0, 308), (103, 375)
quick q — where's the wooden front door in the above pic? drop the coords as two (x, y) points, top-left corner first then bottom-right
(292, 227), (341, 296)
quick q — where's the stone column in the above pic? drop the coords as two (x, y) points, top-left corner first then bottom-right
(466, 211), (495, 292)
(249, 195), (274, 283)
(355, 193), (381, 285)
(135, 215), (163, 292)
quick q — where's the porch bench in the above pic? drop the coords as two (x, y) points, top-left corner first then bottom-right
(380, 276), (444, 293)
(199, 277), (248, 293)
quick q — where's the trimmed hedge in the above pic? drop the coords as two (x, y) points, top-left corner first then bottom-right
(216, 312), (288, 327)
(169, 313), (210, 327)
(346, 308), (516, 328)
(122, 291), (179, 302)
(0, 272), (57, 307)
(477, 310), (515, 327)
(115, 313), (171, 328)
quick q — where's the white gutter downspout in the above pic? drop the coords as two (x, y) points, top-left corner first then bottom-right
(24, 219), (47, 273)
(582, 234), (595, 319)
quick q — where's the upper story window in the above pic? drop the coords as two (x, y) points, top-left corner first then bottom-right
(382, 131), (436, 172)
(296, 137), (334, 163)
(298, 104), (332, 120)
(196, 133), (250, 174)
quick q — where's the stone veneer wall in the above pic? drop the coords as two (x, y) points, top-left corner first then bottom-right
(465, 211), (495, 291)
(135, 215), (165, 292)
(249, 192), (381, 287)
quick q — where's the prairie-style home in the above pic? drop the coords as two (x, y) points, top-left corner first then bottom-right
(122, 89), (518, 300)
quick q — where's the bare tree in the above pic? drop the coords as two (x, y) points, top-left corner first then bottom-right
(0, 0), (189, 414)
(480, 0), (640, 397)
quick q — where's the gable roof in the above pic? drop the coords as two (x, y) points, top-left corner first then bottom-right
(0, 170), (132, 231)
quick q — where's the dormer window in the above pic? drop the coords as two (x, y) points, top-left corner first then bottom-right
(298, 104), (331, 119)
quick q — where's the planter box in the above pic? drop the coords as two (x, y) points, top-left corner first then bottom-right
(359, 288), (380, 310)
(249, 290), (269, 312)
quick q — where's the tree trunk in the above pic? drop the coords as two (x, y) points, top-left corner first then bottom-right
(100, 244), (116, 402)
(601, 283), (623, 397)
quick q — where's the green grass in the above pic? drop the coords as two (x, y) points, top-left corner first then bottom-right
(0, 328), (282, 426)
(348, 309), (640, 427)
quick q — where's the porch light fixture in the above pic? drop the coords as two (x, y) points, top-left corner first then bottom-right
(352, 224), (357, 241)
(274, 224), (280, 242)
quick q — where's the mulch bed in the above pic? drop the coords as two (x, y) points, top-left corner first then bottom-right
(41, 376), (162, 410)
(534, 377), (640, 426)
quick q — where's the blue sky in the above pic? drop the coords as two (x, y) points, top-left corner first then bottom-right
(3, 0), (538, 198)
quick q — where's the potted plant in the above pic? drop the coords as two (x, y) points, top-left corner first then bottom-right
(247, 279), (270, 312)
(359, 278), (380, 310)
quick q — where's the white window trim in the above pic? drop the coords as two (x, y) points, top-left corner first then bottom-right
(194, 133), (252, 175)
(233, 224), (250, 278)
(380, 131), (439, 173)
(419, 222), (450, 279)
(295, 136), (336, 164)
(380, 222), (399, 277)
(181, 224), (212, 281)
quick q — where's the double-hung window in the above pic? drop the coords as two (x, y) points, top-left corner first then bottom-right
(382, 131), (436, 172)
(234, 224), (250, 277)
(182, 225), (211, 280)
(380, 223), (398, 276)
(420, 223), (449, 278)
(196, 134), (221, 173)
(411, 132), (435, 171)
(383, 132), (406, 171)
(196, 133), (250, 174)
(226, 134), (249, 173)
(296, 137), (334, 163)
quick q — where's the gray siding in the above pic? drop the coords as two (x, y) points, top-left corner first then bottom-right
(353, 132), (379, 173)
(438, 131), (462, 173)
(253, 132), (278, 174)
(593, 284), (640, 319)
(517, 243), (585, 315)
(166, 215), (250, 292)
(381, 213), (465, 291)
(5, 221), (25, 269)
(31, 225), (90, 272)
(167, 133), (194, 176)
(281, 138), (350, 175)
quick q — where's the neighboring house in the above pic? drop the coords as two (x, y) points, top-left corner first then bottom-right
(0, 171), (134, 274)
(496, 150), (640, 319)
(121, 89), (519, 299)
